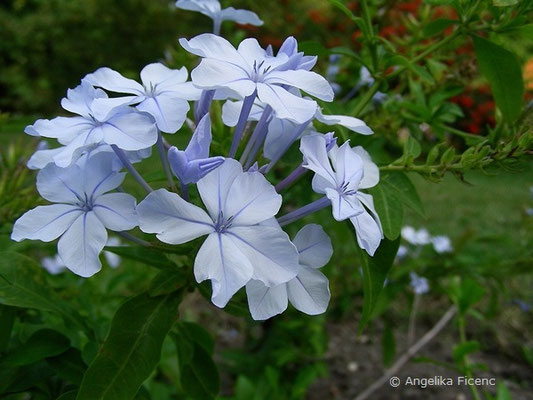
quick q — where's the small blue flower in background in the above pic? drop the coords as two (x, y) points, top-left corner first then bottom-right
(137, 159), (300, 309)
(25, 81), (157, 167)
(180, 34), (334, 124)
(86, 63), (201, 133)
(409, 272), (430, 295)
(176, 0), (263, 35)
(12, 152), (138, 277)
(168, 114), (224, 184)
(401, 226), (432, 246)
(246, 224), (333, 320)
(300, 134), (383, 255)
(431, 235), (453, 254)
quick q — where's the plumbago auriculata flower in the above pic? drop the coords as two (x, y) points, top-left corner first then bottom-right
(12, 1), (388, 320)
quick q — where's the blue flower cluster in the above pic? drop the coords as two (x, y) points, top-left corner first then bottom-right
(12, 0), (383, 320)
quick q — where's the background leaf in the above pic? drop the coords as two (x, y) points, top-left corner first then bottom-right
(353, 236), (401, 332)
(367, 184), (404, 240)
(0, 252), (89, 334)
(472, 35), (524, 122)
(76, 292), (182, 400)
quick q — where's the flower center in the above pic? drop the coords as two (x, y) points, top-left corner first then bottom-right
(250, 60), (272, 82)
(76, 193), (94, 212)
(214, 211), (234, 233)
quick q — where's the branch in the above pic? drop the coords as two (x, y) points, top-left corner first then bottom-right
(354, 305), (457, 400)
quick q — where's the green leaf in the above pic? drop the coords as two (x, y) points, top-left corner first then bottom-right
(180, 344), (220, 400)
(387, 55), (435, 84)
(453, 340), (480, 363)
(472, 35), (524, 122)
(149, 269), (188, 297)
(76, 292), (183, 400)
(172, 324), (220, 400)
(2, 329), (70, 367)
(0, 252), (88, 332)
(403, 135), (422, 165)
(354, 236), (401, 332)
(177, 321), (215, 355)
(46, 348), (87, 385)
(380, 172), (425, 218)
(0, 305), (16, 353)
(423, 19), (457, 37)
(367, 184), (404, 240)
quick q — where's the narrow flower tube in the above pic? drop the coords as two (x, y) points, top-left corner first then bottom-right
(229, 91), (257, 158)
(111, 145), (153, 194)
(241, 105), (273, 167)
(275, 164), (308, 192)
(277, 196), (331, 227)
(195, 89), (216, 123)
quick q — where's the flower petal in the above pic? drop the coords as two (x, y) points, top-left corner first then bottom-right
(315, 109), (373, 135)
(58, 211), (108, 277)
(293, 224), (333, 269)
(25, 117), (94, 145)
(180, 34), (247, 66)
(224, 171), (282, 226)
(245, 280), (288, 320)
(256, 83), (317, 124)
(197, 159), (242, 220)
(61, 81), (107, 118)
(136, 94), (190, 133)
(222, 100), (263, 127)
(300, 134), (337, 187)
(220, 7), (263, 25)
(191, 59), (256, 98)
(82, 152), (125, 198)
(93, 193), (138, 231)
(352, 146), (380, 189)
(324, 187), (364, 221)
(11, 205), (83, 242)
(287, 268), (330, 315)
(36, 162), (84, 203)
(85, 67), (144, 95)
(349, 207), (383, 256)
(265, 70), (334, 101)
(27, 147), (65, 170)
(226, 226), (300, 287)
(194, 232), (253, 308)
(331, 142), (364, 192)
(137, 189), (213, 244)
(101, 111), (158, 150)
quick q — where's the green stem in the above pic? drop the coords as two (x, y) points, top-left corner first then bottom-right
(458, 315), (482, 400)
(351, 81), (381, 116)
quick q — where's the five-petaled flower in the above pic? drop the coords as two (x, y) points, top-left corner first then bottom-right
(300, 134), (383, 255)
(86, 63), (201, 133)
(12, 152), (138, 277)
(180, 34), (334, 124)
(137, 159), (300, 308)
(25, 81), (157, 167)
(176, 0), (263, 35)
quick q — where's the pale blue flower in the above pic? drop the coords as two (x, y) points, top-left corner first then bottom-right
(12, 152), (138, 277)
(180, 34), (334, 124)
(401, 226), (431, 246)
(25, 80), (157, 167)
(410, 272), (430, 295)
(85, 63), (201, 133)
(431, 235), (453, 254)
(300, 134), (383, 255)
(246, 224), (332, 320)
(27, 143), (151, 170)
(137, 159), (300, 308)
(168, 114), (224, 184)
(176, 0), (263, 35)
